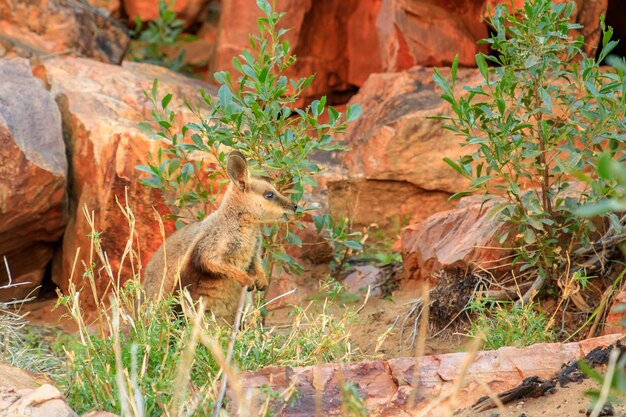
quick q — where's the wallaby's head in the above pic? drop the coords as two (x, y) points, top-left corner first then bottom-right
(225, 150), (298, 223)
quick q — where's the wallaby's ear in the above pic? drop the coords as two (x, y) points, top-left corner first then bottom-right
(226, 150), (249, 191)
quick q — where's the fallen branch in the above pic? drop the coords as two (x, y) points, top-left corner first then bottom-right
(470, 338), (626, 412)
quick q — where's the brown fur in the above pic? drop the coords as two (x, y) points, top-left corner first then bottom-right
(142, 151), (296, 322)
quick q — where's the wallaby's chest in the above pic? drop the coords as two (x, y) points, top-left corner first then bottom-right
(206, 222), (261, 266)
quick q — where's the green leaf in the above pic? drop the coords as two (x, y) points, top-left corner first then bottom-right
(161, 93), (173, 109)
(524, 54), (541, 68)
(138, 121), (153, 134)
(218, 85), (233, 107)
(449, 191), (472, 200)
(451, 54), (459, 83)
(346, 104), (362, 122)
(476, 53), (489, 81)
(343, 240), (363, 251)
(255, 0), (271, 15)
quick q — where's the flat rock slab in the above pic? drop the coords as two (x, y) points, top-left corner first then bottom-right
(234, 334), (623, 417)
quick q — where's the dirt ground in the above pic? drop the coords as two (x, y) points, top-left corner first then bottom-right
(457, 378), (625, 417)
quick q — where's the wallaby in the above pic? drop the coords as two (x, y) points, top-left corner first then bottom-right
(143, 150), (297, 322)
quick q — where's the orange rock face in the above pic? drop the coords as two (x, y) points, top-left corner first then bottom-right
(0, 59), (67, 301)
(43, 57), (215, 308)
(342, 67), (482, 194)
(213, 0), (607, 101)
(377, 0), (489, 70)
(401, 197), (513, 285)
(0, 0), (130, 64)
(214, 0), (382, 99)
(124, 0), (208, 27)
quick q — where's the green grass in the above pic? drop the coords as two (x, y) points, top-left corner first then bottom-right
(467, 298), (555, 350)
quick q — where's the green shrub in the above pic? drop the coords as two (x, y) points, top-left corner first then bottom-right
(434, 0), (626, 300)
(128, 0), (195, 72)
(137, 0), (363, 276)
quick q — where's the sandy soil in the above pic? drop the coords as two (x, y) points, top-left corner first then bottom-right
(457, 378), (625, 417)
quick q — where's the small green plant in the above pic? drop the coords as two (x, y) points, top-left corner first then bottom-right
(313, 214), (365, 275)
(434, 0), (626, 302)
(314, 276), (361, 304)
(466, 297), (555, 350)
(128, 0), (195, 72)
(340, 381), (369, 417)
(137, 0), (363, 276)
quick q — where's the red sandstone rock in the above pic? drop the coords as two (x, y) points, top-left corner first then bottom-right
(327, 67), (484, 230)
(0, 58), (67, 301)
(0, 0), (129, 64)
(234, 334), (622, 416)
(43, 57), (215, 308)
(342, 67), (482, 194)
(377, 0), (488, 71)
(401, 197), (513, 284)
(604, 290), (626, 335)
(1, 384), (78, 417)
(124, 0), (208, 27)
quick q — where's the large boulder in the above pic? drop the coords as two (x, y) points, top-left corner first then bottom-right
(327, 179), (452, 231)
(342, 67), (481, 193)
(44, 57), (214, 308)
(328, 67), (483, 230)
(0, 58), (67, 301)
(0, 0), (129, 64)
(401, 197), (513, 286)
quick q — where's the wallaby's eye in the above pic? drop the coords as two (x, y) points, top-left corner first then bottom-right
(264, 191), (275, 200)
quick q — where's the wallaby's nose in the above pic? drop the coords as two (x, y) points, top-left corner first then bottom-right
(292, 204), (299, 212)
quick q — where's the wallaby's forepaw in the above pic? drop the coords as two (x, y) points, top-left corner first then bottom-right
(254, 273), (268, 292)
(233, 271), (255, 289)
